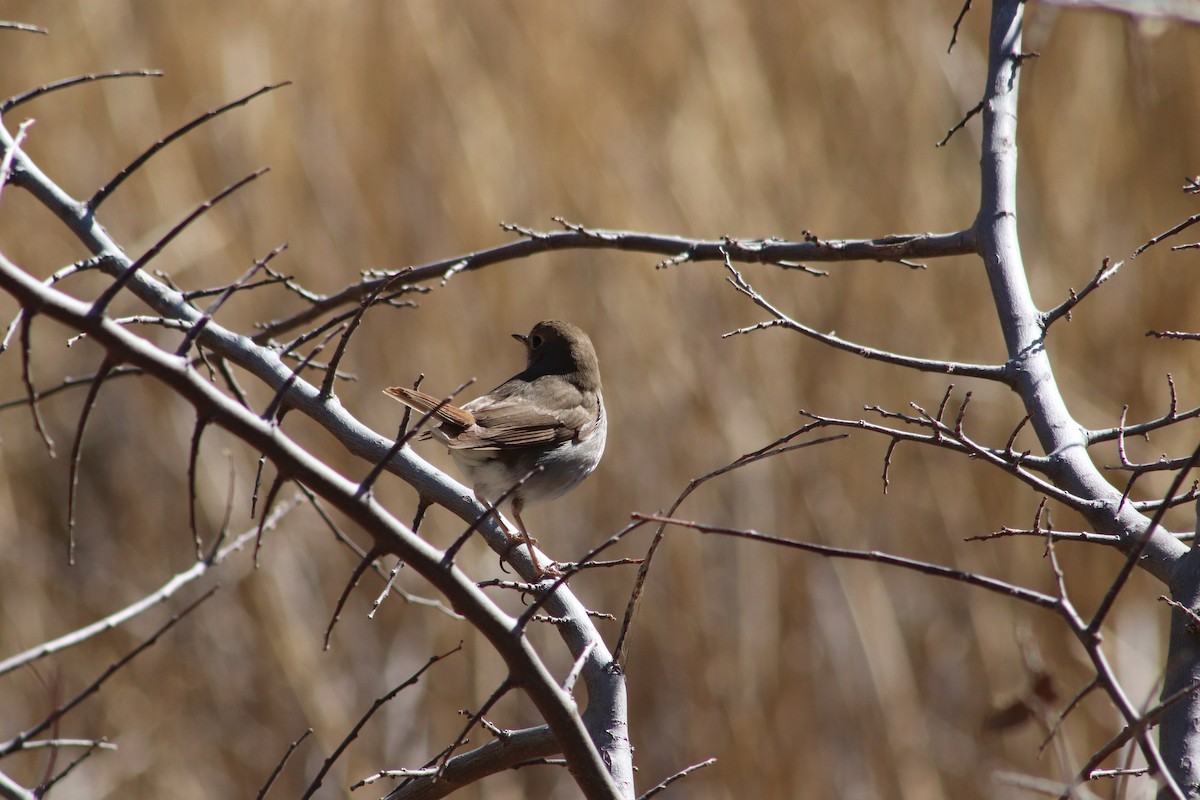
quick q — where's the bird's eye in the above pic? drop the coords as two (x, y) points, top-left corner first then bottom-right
(530, 334), (543, 348)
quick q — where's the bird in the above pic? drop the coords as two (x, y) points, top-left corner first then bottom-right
(383, 320), (606, 576)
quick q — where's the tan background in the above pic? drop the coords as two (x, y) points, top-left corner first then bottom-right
(1, 2), (1198, 798)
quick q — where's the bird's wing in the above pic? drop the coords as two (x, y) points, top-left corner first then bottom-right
(452, 397), (593, 448)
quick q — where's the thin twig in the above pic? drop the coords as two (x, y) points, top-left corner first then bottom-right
(360, 376), (477, 500)
(0, 497), (300, 678)
(613, 426), (845, 665)
(253, 474), (287, 567)
(89, 83), (290, 209)
(298, 645), (462, 800)
(1041, 257), (1124, 329)
(255, 225), (977, 341)
(256, 728), (311, 800)
(0, 21), (48, 34)
(176, 247), (285, 357)
(0, 118), (34, 206)
(89, 168), (269, 317)
(435, 680), (512, 780)
(936, 100), (984, 148)
(948, 0), (973, 53)
(187, 418), (210, 558)
(34, 739), (112, 797)
(320, 272), (406, 398)
(260, 322), (345, 421)
(635, 512), (1059, 609)
(1, 70), (162, 114)
(19, 313), (55, 457)
(66, 357), (116, 564)
(1089, 438), (1200, 634)
(0, 588), (217, 757)
(636, 758), (718, 800)
(721, 254), (1009, 382)
(324, 547), (383, 650)
(1133, 212), (1200, 257)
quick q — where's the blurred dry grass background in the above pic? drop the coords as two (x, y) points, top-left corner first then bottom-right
(0, 2), (1198, 798)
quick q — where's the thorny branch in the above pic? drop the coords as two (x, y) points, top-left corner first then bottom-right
(0, 249), (627, 800)
(0, 76), (633, 793)
(253, 222), (977, 341)
(5, 2), (1200, 796)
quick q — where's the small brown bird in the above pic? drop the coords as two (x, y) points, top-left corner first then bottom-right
(384, 320), (606, 576)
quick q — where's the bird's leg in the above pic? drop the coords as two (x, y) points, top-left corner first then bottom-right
(473, 491), (520, 574)
(510, 500), (561, 579)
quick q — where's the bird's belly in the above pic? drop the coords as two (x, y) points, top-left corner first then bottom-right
(451, 431), (606, 507)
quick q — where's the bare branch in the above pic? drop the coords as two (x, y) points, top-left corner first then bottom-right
(967, 527), (1120, 544)
(253, 473), (287, 566)
(799, 408), (1082, 505)
(0, 253), (627, 799)
(256, 728), (311, 800)
(0, 770), (34, 800)
(1089, 374), (1199, 444)
(948, 0), (974, 52)
(1159, 595), (1200, 633)
(66, 357), (117, 564)
(1041, 257), (1125, 329)
(298, 646), (462, 800)
(936, 99), (984, 148)
(1061, 676), (1200, 799)
(1089, 440), (1200, 633)
(636, 758), (718, 800)
(253, 225), (976, 341)
(972, 0), (1184, 592)
(435, 681), (513, 780)
(176, 248), (284, 357)
(612, 427), (842, 665)
(18, 313), (55, 457)
(34, 739), (112, 798)
(371, 726), (558, 800)
(1132, 211), (1200, 257)
(1147, 329), (1200, 341)
(187, 418), (210, 558)
(563, 641), (598, 695)
(0, 118), (33, 207)
(0, 70), (161, 114)
(89, 168), (270, 317)
(323, 546), (383, 650)
(0, 21), (47, 34)
(319, 271), (406, 399)
(301, 490), (460, 620)
(721, 255), (1010, 382)
(1039, 677), (1101, 755)
(634, 512), (1060, 610)
(89, 82), (290, 210)
(0, 497), (300, 678)
(0, 587), (217, 758)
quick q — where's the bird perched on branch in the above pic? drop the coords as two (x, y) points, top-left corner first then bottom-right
(384, 320), (606, 576)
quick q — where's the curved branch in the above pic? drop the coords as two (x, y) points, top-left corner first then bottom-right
(722, 258), (1013, 383)
(635, 513), (1059, 609)
(0, 498), (302, 679)
(89, 82), (290, 210)
(0, 117), (632, 797)
(378, 726), (558, 800)
(0, 70), (161, 114)
(975, 2), (1183, 792)
(0, 253), (625, 800)
(253, 224), (977, 341)
(972, 1), (1184, 583)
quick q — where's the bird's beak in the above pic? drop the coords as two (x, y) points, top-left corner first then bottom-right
(512, 332), (528, 344)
